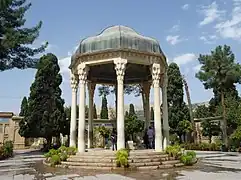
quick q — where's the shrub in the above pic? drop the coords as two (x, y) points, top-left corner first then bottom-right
(67, 146), (77, 155)
(116, 149), (129, 167)
(180, 150), (197, 166)
(44, 149), (58, 158)
(59, 152), (68, 161)
(50, 154), (61, 166)
(0, 146), (4, 160)
(165, 145), (182, 159)
(3, 141), (13, 158)
(181, 142), (221, 151)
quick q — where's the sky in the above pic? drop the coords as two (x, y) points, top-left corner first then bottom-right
(1, 0), (241, 114)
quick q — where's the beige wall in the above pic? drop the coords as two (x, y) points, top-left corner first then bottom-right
(0, 112), (25, 149)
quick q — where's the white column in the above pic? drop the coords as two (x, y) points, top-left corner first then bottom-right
(151, 63), (163, 151)
(143, 82), (151, 129)
(87, 82), (96, 149)
(69, 73), (78, 147)
(162, 72), (169, 149)
(77, 63), (89, 153)
(114, 58), (127, 150)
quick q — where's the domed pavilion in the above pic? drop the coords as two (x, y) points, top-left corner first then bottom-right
(69, 25), (169, 153)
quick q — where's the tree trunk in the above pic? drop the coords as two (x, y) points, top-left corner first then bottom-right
(221, 91), (228, 149)
(209, 136), (212, 143)
(46, 137), (52, 150)
(183, 76), (196, 143)
(141, 92), (147, 128)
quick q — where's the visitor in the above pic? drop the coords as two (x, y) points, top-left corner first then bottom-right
(111, 128), (117, 151)
(147, 126), (154, 149)
(143, 129), (149, 149)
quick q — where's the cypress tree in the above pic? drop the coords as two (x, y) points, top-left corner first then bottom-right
(129, 104), (136, 117)
(100, 95), (108, 119)
(0, 0), (47, 71)
(18, 53), (66, 148)
(93, 103), (97, 119)
(19, 96), (28, 116)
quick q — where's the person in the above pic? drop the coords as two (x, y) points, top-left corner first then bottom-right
(111, 128), (117, 151)
(147, 126), (154, 149)
(143, 129), (149, 149)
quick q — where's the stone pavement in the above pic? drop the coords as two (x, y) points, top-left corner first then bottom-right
(0, 149), (241, 179)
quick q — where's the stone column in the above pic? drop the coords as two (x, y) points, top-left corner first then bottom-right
(143, 81), (151, 129)
(77, 63), (89, 153)
(162, 72), (169, 149)
(151, 63), (163, 151)
(114, 58), (127, 150)
(87, 82), (96, 149)
(69, 73), (78, 147)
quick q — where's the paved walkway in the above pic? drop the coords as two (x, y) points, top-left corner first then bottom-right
(0, 149), (241, 179)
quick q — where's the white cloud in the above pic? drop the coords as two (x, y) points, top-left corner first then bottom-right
(173, 53), (196, 66)
(182, 4), (190, 10)
(199, 35), (218, 44)
(166, 35), (184, 45)
(199, 1), (225, 26)
(170, 24), (180, 32)
(215, 0), (241, 40)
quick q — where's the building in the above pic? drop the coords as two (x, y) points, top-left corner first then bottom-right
(0, 112), (26, 149)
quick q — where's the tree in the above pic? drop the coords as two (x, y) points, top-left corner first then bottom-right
(100, 95), (108, 119)
(18, 53), (66, 149)
(93, 103), (97, 119)
(125, 111), (129, 118)
(150, 107), (154, 121)
(0, 0), (47, 71)
(196, 45), (241, 148)
(129, 104), (136, 117)
(125, 115), (144, 141)
(19, 96), (28, 116)
(167, 63), (190, 141)
(194, 105), (221, 143)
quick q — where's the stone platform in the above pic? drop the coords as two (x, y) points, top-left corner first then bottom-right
(60, 149), (184, 170)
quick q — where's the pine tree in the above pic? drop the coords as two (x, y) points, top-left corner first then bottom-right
(93, 103), (97, 119)
(19, 96), (28, 116)
(18, 53), (66, 148)
(129, 104), (136, 117)
(100, 95), (108, 119)
(196, 45), (241, 148)
(0, 0), (47, 71)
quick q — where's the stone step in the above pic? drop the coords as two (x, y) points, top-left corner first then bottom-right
(129, 154), (168, 159)
(129, 151), (166, 156)
(136, 166), (159, 170)
(61, 161), (115, 167)
(67, 165), (113, 170)
(128, 158), (161, 163)
(67, 158), (115, 163)
(161, 160), (180, 165)
(129, 161), (161, 167)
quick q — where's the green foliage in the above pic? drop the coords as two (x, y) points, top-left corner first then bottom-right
(177, 119), (192, 135)
(125, 115), (144, 141)
(125, 111), (129, 117)
(96, 126), (111, 139)
(93, 103), (97, 119)
(167, 63), (190, 139)
(0, 141), (13, 159)
(0, 0), (47, 71)
(201, 120), (221, 143)
(100, 95), (108, 119)
(116, 149), (129, 167)
(128, 104), (136, 117)
(18, 54), (66, 143)
(19, 97), (28, 116)
(180, 151), (197, 166)
(50, 154), (61, 166)
(165, 145), (182, 159)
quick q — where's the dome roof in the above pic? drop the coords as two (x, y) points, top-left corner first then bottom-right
(75, 25), (162, 55)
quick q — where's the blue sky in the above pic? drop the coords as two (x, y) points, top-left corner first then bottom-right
(1, 0), (241, 114)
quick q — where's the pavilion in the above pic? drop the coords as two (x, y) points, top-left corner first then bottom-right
(69, 25), (169, 153)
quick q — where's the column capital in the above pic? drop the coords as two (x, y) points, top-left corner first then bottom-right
(151, 63), (161, 87)
(70, 72), (79, 91)
(114, 58), (127, 83)
(77, 63), (89, 85)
